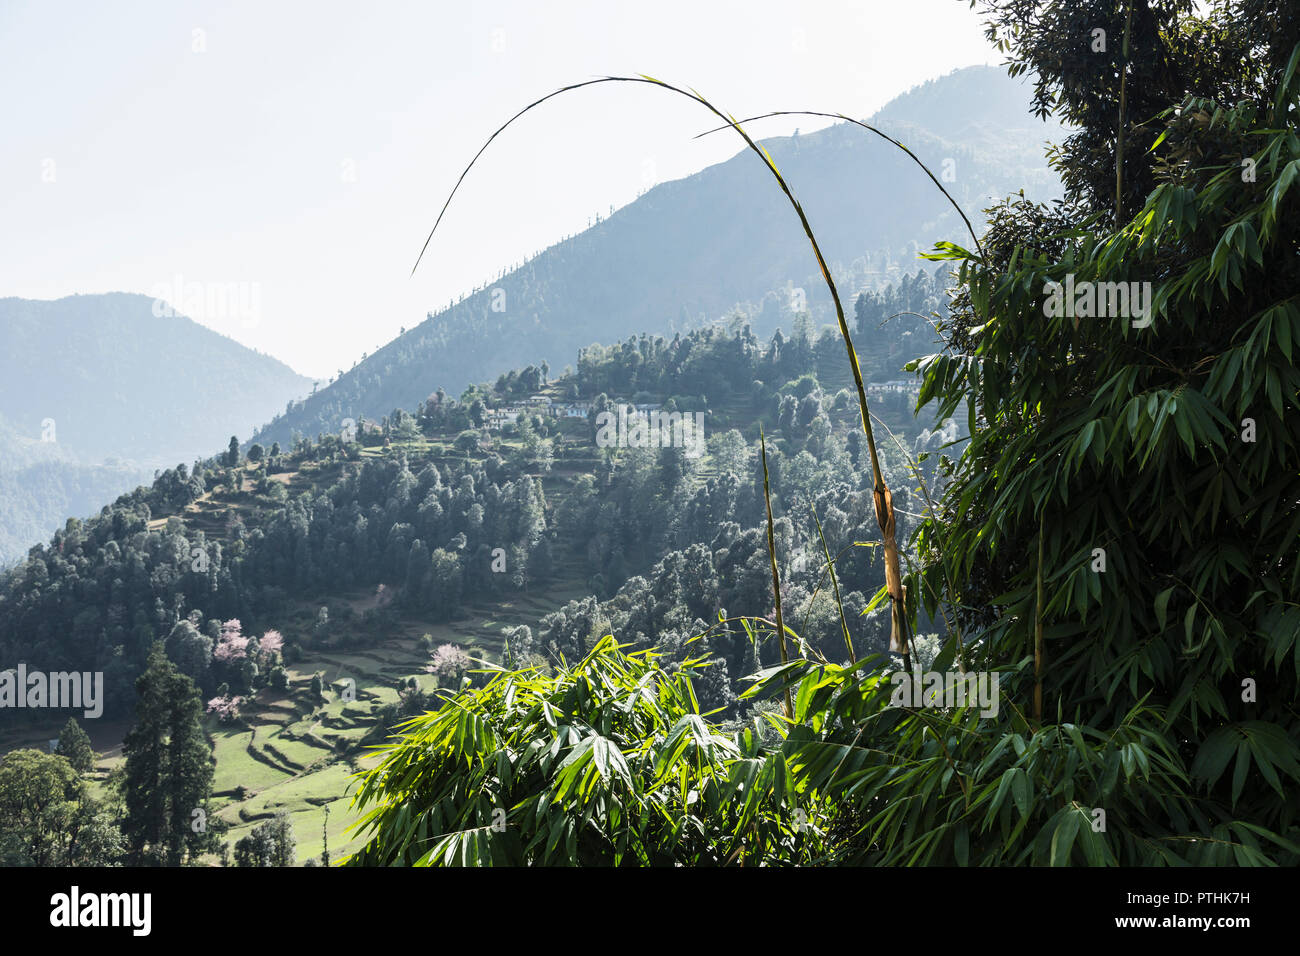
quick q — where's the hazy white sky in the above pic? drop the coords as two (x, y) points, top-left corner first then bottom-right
(1, 0), (999, 380)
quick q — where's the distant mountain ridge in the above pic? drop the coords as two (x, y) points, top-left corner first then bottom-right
(0, 292), (315, 465)
(0, 415), (153, 567)
(0, 292), (316, 564)
(246, 64), (1062, 446)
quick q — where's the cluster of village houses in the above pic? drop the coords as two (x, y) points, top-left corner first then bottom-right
(485, 396), (662, 431)
(864, 380), (918, 394)
(481, 384), (915, 430)
(349, 384), (915, 436)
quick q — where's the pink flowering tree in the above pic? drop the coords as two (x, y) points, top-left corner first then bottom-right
(206, 694), (244, 723)
(213, 619), (250, 663)
(258, 629), (284, 663)
(424, 643), (471, 685)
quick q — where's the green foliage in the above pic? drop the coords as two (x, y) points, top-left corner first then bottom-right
(745, 656), (1264, 865)
(454, 429), (481, 454)
(55, 717), (96, 774)
(345, 636), (819, 866)
(0, 749), (124, 866)
(121, 644), (215, 866)
(877, 10), (1300, 863)
(269, 665), (290, 692)
(233, 810), (296, 867)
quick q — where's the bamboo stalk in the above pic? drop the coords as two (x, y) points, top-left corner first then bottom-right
(694, 110), (985, 262)
(808, 500), (856, 663)
(1116, 2), (1134, 227)
(760, 429), (793, 720)
(1034, 510), (1046, 723)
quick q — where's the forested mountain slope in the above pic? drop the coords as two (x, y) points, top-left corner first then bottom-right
(252, 65), (1061, 448)
(0, 274), (950, 727)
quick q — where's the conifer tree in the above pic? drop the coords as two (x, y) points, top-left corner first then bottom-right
(121, 644), (214, 866)
(54, 717), (95, 774)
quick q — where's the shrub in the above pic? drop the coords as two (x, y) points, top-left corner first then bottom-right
(344, 637), (813, 866)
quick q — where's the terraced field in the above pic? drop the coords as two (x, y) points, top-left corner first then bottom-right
(31, 575), (584, 866)
(200, 579), (582, 865)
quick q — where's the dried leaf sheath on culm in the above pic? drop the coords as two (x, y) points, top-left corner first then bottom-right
(873, 483), (911, 655)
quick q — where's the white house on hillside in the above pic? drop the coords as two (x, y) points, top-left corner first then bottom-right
(553, 402), (591, 418)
